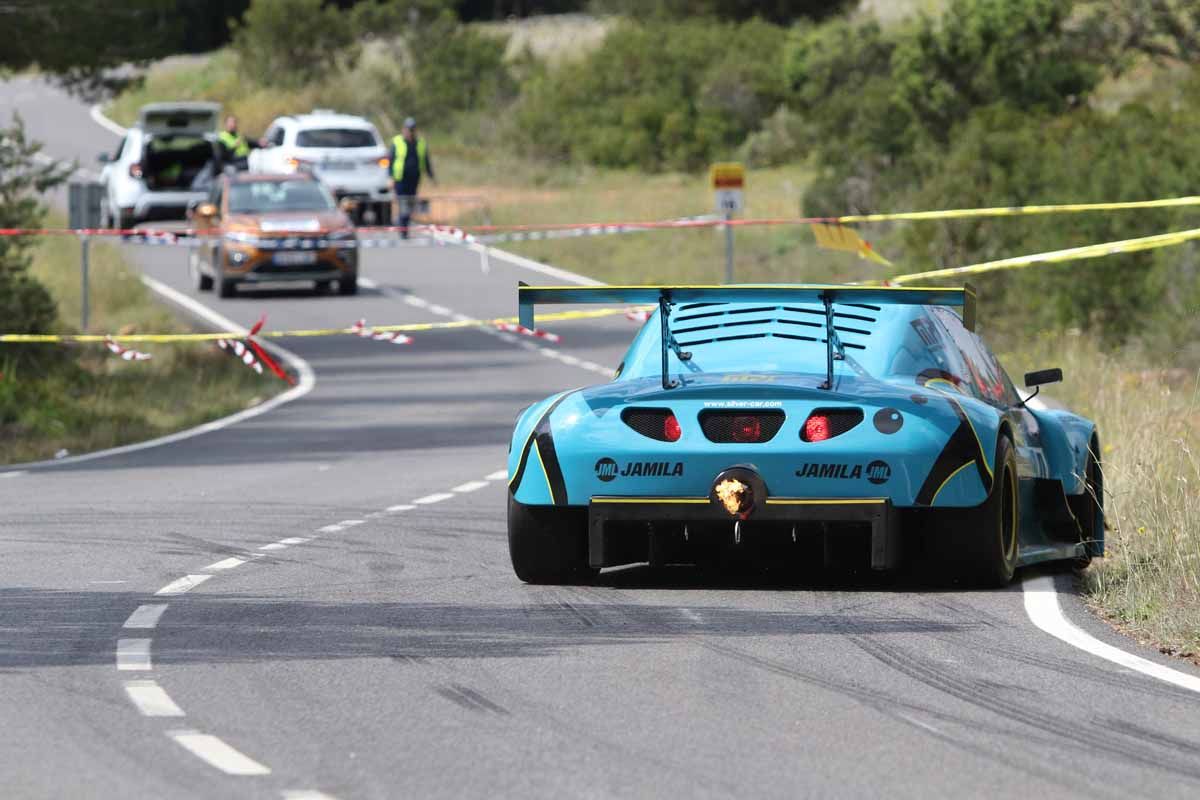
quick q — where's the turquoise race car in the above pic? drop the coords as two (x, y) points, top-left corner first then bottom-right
(507, 285), (1103, 586)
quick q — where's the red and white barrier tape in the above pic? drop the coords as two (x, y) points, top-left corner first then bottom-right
(217, 338), (261, 374)
(350, 319), (413, 344)
(624, 308), (651, 324)
(494, 322), (561, 344)
(104, 336), (152, 361)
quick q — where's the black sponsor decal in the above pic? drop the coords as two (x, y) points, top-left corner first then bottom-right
(866, 460), (891, 485)
(795, 463), (863, 480)
(794, 460), (891, 484)
(595, 458), (685, 481)
(595, 457), (619, 482)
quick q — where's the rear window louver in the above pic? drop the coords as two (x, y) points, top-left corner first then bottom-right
(672, 303), (876, 350)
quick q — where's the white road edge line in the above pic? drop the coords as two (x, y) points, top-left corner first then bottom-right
(485, 470), (509, 481)
(413, 492), (455, 505)
(386, 504), (416, 512)
(451, 480), (488, 493)
(155, 574), (212, 596)
(338, 519), (365, 527)
(318, 523), (345, 533)
(116, 638), (153, 671)
(124, 680), (185, 717)
(168, 730), (272, 776)
(278, 537), (311, 545)
(204, 557), (247, 571)
(1021, 575), (1200, 694)
(123, 604), (169, 629)
(282, 791), (341, 800)
(89, 102), (128, 137)
(0, 471), (26, 478)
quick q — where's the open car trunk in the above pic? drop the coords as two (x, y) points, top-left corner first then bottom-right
(141, 136), (216, 191)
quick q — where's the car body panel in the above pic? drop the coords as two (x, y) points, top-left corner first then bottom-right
(508, 291), (1102, 569)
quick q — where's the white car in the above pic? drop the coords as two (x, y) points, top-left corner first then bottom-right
(98, 102), (220, 229)
(249, 110), (393, 224)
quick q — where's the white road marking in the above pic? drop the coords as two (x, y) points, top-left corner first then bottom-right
(282, 791), (341, 800)
(124, 680), (185, 717)
(155, 574), (212, 596)
(452, 481), (489, 493)
(339, 519), (364, 527)
(204, 557), (247, 571)
(427, 304), (452, 316)
(89, 102), (129, 136)
(259, 543), (288, 551)
(318, 523), (345, 533)
(896, 712), (942, 735)
(413, 492), (455, 505)
(123, 604), (169, 629)
(404, 295), (430, 308)
(278, 537), (311, 545)
(0, 470), (26, 478)
(386, 504), (416, 512)
(485, 470), (509, 481)
(678, 608), (704, 624)
(168, 730), (272, 776)
(1022, 575), (1200, 694)
(466, 242), (602, 286)
(116, 638), (152, 671)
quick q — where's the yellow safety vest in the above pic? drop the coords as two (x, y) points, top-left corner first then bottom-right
(219, 130), (250, 158)
(391, 136), (428, 181)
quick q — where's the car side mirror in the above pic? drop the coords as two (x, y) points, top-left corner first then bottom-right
(1024, 368), (1062, 388)
(338, 197), (358, 213)
(195, 202), (218, 218)
(97, 153), (111, 164)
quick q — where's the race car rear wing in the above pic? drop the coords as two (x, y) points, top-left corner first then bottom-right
(517, 282), (978, 390)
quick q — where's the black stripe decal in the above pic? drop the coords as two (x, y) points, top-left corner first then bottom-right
(509, 392), (573, 496)
(534, 420), (568, 505)
(915, 398), (993, 505)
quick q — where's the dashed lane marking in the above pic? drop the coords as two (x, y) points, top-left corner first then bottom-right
(486, 470), (509, 481)
(123, 604), (169, 629)
(116, 638), (153, 671)
(413, 492), (455, 505)
(155, 574), (212, 596)
(0, 470), (26, 478)
(168, 730), (272, 776)
(124, 680), (185, 717)
(452, 480), (489, 493)
(318, 523), (345, 533)
(204, 557), (247, 571)
(259, 542), (288, 551)
(278, 537), (311, 546)
(386, 504), (416, 512)
(282, 791), (341, 800)
(338, 519), (364, 527)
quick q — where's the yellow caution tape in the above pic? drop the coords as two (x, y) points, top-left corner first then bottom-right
(835, 195), (1200, 224)
(0, 306), (635, 344)
(810, 223), (893, 266)
(889, 226), (1200, 285)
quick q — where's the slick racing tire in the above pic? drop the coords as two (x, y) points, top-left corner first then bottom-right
(933, 435), (1019, 587)
(508, 495), (597, 585)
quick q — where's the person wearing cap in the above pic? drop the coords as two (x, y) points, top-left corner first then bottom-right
(388, 117), (435, 238)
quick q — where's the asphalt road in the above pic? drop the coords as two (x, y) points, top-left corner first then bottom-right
(2, 77), (1200, 800)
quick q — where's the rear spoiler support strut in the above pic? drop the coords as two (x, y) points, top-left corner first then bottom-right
(659, 292), (676, 390)
(819, 293), (845, 390)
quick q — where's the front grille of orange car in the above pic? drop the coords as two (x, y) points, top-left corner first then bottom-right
(699, 410), (785, 443)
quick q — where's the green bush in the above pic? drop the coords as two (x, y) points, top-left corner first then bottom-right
(230, 0), (362, 88)
(515, 18), (788, 171)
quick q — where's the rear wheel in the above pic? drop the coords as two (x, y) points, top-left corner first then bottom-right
(338, 276), (358, 296)
(934, 435), (1019, 587)
(508, 495), (596, 585)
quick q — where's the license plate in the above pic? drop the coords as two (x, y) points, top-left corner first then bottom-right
(321, 160), (354, 170)
(274, 251), (318, 266)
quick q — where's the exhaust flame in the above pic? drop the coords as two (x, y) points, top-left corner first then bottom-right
(714, 478), (751, 517)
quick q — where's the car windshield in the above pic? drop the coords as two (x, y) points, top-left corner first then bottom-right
(295, 128), (376, 148)
(228, 181), (335, 214)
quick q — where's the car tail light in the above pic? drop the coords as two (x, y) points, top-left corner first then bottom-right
(375, 157), (389, 168)
(804, 415), (831, 442)
(128, 163), (143, 178)
(286, 157), (313, 171)
(699, 410), (784, 443)
(622, 408), (681, 442)
(801, 408), (865, 442)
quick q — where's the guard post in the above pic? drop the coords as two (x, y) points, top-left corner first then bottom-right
(68, 181), (104, 330)
(710, 162), (745, 283)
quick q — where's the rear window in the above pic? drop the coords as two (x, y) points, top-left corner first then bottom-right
(295, 128), (377, 148)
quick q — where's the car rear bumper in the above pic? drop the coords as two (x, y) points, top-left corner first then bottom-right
(587, 495), (898, 570)
(134, 191), (206, 222)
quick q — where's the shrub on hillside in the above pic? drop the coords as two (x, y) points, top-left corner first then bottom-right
(515, 19), (788, 171)
(230, 0), (363, 88)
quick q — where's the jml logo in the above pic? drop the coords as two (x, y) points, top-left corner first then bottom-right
(595, 458), (619, 482)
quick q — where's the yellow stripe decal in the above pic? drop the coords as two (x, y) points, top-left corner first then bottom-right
(930, 460), (975, 505)
(592, 498), (711, 505)
(765, 498), (887, 506)
(532, 440), (554, 499)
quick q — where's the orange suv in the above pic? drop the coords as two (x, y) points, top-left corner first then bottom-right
(189, 173), (359, 297)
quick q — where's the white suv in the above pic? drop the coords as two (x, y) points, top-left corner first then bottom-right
(98, 101), (221, 229)
(249, 110), (392, 224)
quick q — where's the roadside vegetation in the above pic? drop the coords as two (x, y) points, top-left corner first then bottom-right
(0, 118), (278, 465)
(90, 0), (1200, 653)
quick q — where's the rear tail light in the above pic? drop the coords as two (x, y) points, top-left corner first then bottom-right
(622, 408), (682, 442)
(286, 157), (313, 171)
(375, 157), (389, 168)
(801, 408), (864, 442)
(699, 410), (784, 443)
(128, 163), (143, 178)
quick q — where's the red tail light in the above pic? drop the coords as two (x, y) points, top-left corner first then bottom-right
(804, 414), (831, 442)
(731, 415), (762, 443)
(663, 413), (681, 442)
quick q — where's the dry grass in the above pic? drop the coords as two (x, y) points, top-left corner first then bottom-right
(1003, 332), (1200, 656)
(0, 217), (280, 465)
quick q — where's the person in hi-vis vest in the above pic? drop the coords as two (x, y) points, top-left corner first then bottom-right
(217, 115), (264, 172)
(388, 117), (435, 238)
